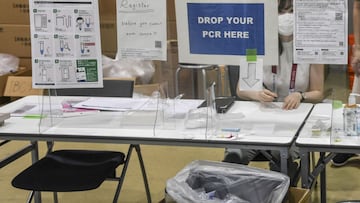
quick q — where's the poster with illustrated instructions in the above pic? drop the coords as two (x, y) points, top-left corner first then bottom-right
(116, 0), (167, 60)
(294, 0), (348, 64)
(30, 0), (103, 89)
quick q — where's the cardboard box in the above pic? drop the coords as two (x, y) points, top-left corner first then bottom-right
(287, 187), (311, 203)
(4, 76), (43, 97)
(0, 1), (30, 24)
(167, 21), (177, 40)
(100, 19), (117, 53)
(0, 67), (31, 96)
(167, 0), (176, 22)
(102, 51), (117, 59)
(0, 22), (116, 57)
(99, 0), (116, 21)
(0, 24), (31, 58)
(134, 83), (160, 96)
(19, 57), (32, 70)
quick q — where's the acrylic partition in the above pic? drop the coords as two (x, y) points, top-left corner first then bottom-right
(38, 91), (66, 134)
(154, 82), (207, 139)
(38, 83), (187, 139)
(40, 89), (162, 134)
(205, 82), (244, 141)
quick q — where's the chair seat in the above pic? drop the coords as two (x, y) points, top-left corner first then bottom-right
(12, 150), (125, 192)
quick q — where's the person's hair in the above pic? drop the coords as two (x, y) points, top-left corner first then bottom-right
(278, 0), (293, 13)
(278, 0), (293, 55)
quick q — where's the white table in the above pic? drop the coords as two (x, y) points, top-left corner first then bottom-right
(0, 95), (313, 202)
(296, 103), (360, 203)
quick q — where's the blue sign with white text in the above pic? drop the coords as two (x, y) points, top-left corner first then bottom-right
(187, 3), (264, 55)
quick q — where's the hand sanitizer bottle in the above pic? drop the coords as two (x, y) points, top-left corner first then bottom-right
(344, 93), (358, 136)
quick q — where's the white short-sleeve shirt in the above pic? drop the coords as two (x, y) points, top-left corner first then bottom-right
(263, 41), (310, 101)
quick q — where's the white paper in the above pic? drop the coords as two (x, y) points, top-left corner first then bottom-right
(73, 97), (151, 111)
(29, 0), (103, 89)
(116, 0), (167, 60)
(294, 0), (348, 64)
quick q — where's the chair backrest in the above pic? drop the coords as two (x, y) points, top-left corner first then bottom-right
(227, 66), (241, 100)
(50, 79), (135, 98)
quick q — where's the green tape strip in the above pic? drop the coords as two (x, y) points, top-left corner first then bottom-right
(332, 100), (343, 109)
(246, 49), (257, 62)
(24, 114), (46, 119)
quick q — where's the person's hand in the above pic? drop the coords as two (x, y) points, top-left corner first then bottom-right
(256, 89), (277, 102)
(282, 92), (302, 110)
(351, 46), (360, 76)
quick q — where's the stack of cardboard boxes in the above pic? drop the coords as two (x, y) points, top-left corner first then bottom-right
(0, 1), (182, 99)
(0, 1), (32, 102)
(0, 1), (32, 69)
(0, 1), (120, 101)
(0, 0), (124, 66)
(98, 0), (117, 58)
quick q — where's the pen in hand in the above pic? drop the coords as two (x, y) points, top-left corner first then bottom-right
(262, 83), (277, 102)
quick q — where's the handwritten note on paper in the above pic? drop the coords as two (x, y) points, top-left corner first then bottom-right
(116, 0), (167, 60)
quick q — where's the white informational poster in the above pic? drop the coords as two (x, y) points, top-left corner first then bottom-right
(294, 0), (348, 64)
(116, 0), (167, 61)
(30, 0), (103, 89)
(175, 0), (278, 66)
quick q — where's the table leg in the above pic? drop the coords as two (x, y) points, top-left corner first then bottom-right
(320, 152), (326, 203)
(280, 149), (288, 175)
(300, 149), (310, 189)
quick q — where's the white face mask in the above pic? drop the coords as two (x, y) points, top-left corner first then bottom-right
(278, 13), (294, 36)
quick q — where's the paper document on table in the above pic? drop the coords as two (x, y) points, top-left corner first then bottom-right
(73, 98), (151, 111)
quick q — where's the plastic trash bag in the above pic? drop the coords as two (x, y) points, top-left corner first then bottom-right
(0, 53), (19, 76)
(102, 55), (155, 84)
(166, 160), (290, 203)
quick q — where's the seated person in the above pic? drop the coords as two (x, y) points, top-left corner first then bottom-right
(224, 0), (324, 183)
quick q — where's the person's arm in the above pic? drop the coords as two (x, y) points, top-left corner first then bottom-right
(304, 64), (324, 103)
(282, 64), (324, 110)
(236, 84), (277, 102)
(352, 1), (360, 76)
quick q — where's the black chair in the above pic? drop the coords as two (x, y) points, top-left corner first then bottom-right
(12, 79), (152, 203)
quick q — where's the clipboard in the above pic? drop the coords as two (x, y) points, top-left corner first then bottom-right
(198, 96), (235, 114)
